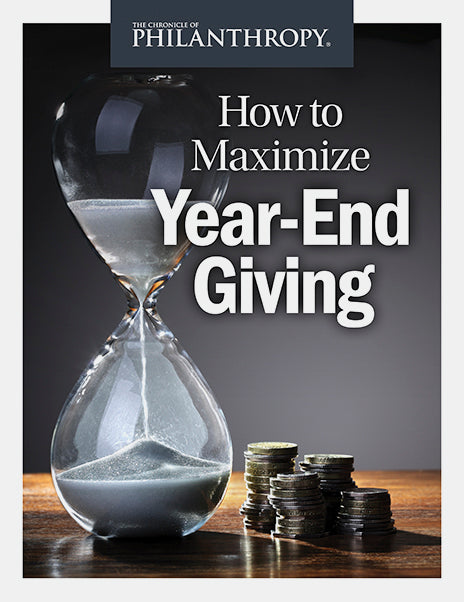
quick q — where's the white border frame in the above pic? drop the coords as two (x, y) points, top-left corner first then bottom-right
(5, 0), (460, 597)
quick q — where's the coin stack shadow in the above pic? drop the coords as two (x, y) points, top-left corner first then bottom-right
(268, 471), (327, 539)
(239, 442), (297, 532)
(299, 454), (356, 532)
(335, 488), (396, 536)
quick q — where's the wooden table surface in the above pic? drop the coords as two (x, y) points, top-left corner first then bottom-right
(23, 471), (440, 578)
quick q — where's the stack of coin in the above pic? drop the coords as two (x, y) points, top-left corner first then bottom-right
(299, 454), (356, 531)
(335, 488), (396, 536)
(240, 442), (297, 532)
(268, 471), (327, 539)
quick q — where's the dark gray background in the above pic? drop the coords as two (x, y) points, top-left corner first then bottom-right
(23, 24), (440, 472)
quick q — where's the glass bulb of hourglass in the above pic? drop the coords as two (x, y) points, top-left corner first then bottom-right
(50, 74), (232, 538)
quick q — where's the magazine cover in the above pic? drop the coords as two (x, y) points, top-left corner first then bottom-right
(15, 0), (461, 593)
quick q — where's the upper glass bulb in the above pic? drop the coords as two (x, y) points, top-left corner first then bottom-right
(53, 72), (228, 301)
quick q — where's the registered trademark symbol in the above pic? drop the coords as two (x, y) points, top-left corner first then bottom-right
(326, 41), (332, 47)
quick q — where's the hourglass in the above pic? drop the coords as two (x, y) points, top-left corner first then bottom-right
(50, 73), (232, 538)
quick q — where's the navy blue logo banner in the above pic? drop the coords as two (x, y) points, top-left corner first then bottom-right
(111, 0), (353, 68)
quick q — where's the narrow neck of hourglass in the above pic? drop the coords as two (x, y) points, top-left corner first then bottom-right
(125, 289), (174, 334)
(127, 294), (159, 315)
(119, 274), (168, 312)
(124, 293), (169, 340)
